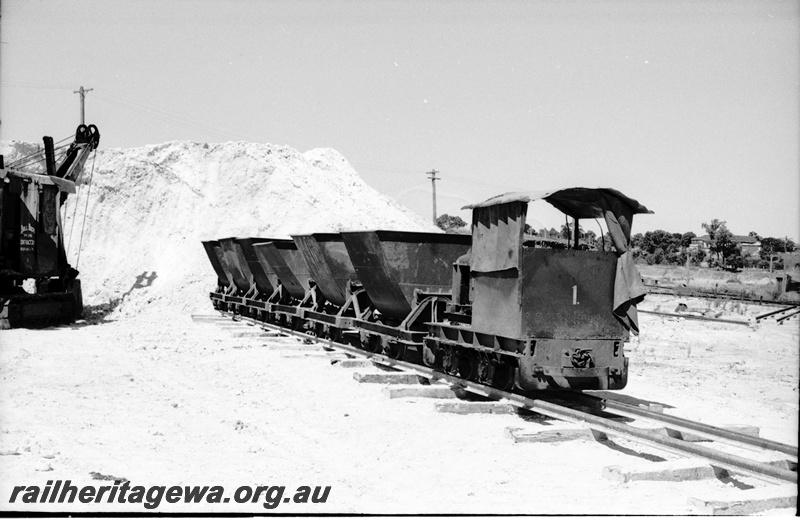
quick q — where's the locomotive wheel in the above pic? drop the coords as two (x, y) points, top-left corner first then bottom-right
(442, 347), (457, 375)
(492, 361), (515, 391)
(458, 350), (479, 381)
(476, 356), (492, 385)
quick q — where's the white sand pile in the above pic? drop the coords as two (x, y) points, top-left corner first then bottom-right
(1, 140), (437, 316)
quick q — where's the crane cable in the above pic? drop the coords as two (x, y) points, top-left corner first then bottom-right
(6, 135), (73, 169)
(9, 143), (71, 170)
(65, 181), (81, 261)
(74, 150), (97, 270)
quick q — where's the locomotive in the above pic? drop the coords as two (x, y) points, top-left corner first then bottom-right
(202, 187), (652, 391)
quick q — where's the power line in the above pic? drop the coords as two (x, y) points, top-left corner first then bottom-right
(91, 89), (256, 142)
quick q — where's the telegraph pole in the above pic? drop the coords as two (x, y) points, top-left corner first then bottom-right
(426, 169), (440, 225)
(73, 86), (93, 125)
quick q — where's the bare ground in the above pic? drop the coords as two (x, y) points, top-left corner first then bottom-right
(0, 295), (797, 514)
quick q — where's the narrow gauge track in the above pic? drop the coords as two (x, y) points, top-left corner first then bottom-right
(754, 305), (800, 322)
(564, 392), (798, 461)
(217, 310), (798, 487)
(645, 285), (800, 308)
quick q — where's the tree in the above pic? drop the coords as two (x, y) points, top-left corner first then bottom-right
(435, 214), (468, 233)
(560, 222), (584, 240)
(599, 232), (616, 252)
(583, 230), (597, 248)
(759, 237), (797, 269)
(710, 226), (743, 270)
(680, 232), (696, 249)
(633, 230), (691, 265)
(701, 219), (727, 241)
(760, 237), (796, 259)
(689, 248), (706, 266)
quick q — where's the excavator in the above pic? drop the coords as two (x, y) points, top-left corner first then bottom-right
(0, 123), (100, 328)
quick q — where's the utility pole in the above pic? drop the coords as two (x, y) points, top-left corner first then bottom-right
(426, 169), (440, 225)
(73, 86), (93, 125)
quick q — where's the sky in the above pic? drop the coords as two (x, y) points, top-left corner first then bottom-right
(1, 0), (798, 241)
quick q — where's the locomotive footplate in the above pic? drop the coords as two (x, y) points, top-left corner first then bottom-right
(518, 339), (628, 391)
(427, 322), (528, 356)
(425, 322), (627, 390)
(353, 319), (426, 342)
(537, 366), (608, 377)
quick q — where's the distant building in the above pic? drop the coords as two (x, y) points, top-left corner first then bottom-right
(689, 234), (761, 257)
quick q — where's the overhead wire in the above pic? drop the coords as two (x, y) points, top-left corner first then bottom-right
(0, 80), (74, 91)
(92, 89), (257, 142)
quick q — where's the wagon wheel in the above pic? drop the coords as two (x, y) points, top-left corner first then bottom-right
(362, 334), (381, 353)
(290, 316), (303, 331)
(328, 327), (343, 344)
(385, 341), (405, 360)
(422, 342), (439, 368)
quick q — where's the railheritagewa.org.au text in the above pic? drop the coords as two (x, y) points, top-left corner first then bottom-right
(9, 480), (330, 510)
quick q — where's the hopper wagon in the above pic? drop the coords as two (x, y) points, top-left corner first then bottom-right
(233, 237), (276, 318)
(252, 239), (315, 327)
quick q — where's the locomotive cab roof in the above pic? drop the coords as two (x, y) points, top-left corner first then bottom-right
(463, 187), (652, 254)
(462, 187), (652, 220)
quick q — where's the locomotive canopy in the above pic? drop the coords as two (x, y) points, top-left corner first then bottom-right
(203, 186), (653, 392)
(464, 187), (653, 334)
